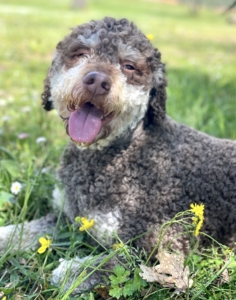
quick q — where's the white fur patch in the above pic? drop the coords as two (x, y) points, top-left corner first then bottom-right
(52, 185), (64, 210)
(52, 186), (78, 223)
(52, 186), (121, 244)
(77, 32), (100, 48)
(51, 255), (93, 286)
(86, 209), (122, 245)
(89, 78), (149, 151)
(0, 224), (17, 244)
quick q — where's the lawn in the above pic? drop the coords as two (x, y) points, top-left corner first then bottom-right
(0, 0), (236, 299)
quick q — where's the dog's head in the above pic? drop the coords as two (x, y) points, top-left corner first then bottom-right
(42, 17), (166, 150)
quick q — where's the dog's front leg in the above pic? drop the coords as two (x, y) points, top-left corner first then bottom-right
(0, 213), (57, 254)
(51, 254), (118, 296)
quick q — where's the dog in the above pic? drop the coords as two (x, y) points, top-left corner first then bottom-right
(1, 17), (236, 295)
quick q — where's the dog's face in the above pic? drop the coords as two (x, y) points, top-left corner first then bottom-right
(42, 17), (166, 150)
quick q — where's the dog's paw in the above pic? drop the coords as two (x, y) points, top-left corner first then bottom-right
(0, 214), (57, 254)
(51, 255), (105, 295)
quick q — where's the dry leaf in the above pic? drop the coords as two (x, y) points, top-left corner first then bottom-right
(140, 250), (193, 293)
(94, 286), (110, 299)
(218, 267), (230, 285)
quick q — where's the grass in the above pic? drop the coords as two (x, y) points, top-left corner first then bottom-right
(0, 0), (236, 298)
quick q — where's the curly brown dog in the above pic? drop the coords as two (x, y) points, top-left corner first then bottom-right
(0, 17), (236, 295)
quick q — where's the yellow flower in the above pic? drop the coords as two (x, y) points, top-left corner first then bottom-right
(190, 203), (204, 236)
(224, 247), (232, 254)
(146, 34), (154, 41)
(79, 217), (94, 231)
(190, 203), (204, 217)
(37, 235), (51, 254)
(112, 243), (124, 250)
(2, 297), (6, 300)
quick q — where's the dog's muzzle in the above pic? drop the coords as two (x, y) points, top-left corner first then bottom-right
(68, 71), (115, 145)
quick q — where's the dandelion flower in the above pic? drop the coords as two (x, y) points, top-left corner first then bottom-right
(146, 34), (154, 41)
(10, 181), (22, 195)
(190, 203), (204, 236)
(112, 243), (124, 250)
(78, 217), (95, 231)
(37, 236), (51, 254)
(36, 136), (47, 144)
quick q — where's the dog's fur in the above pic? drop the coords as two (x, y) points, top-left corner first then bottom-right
(1, 17), (236, 294)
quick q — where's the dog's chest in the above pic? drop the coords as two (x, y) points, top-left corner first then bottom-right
(71, 148), (138, 211)
(58, 139), (171, 243)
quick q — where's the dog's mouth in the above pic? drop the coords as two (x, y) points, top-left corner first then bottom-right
(68, 102), (114, 144)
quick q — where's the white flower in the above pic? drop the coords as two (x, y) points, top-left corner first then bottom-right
(2, 115), (11, 122)
(8, 97), (14, 104)
(21, 106), (31, 113)
(36, 137), (47, 144)
(41, 167), (49, 173)
(0, 99), (7, 107)
(10, 181), (22, 195)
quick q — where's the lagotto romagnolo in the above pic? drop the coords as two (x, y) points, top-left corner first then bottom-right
(1, 17), (236, 295)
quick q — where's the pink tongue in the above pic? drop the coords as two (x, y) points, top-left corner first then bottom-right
(69, 103), (103, 143)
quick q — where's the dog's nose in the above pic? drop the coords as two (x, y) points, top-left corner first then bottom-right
(83, 72), (111, 95)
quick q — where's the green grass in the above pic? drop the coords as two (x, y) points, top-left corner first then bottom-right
(0, 0), (236, 298)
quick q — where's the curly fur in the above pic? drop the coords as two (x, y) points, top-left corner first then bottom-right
(1, 17), (236, 295)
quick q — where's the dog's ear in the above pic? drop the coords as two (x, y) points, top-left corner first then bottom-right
(145, 63), (167, 126)
(41, 66), (54, 111)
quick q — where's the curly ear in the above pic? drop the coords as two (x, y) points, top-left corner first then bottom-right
(41, 66), (54, 111)
(144, 63), (167, 126)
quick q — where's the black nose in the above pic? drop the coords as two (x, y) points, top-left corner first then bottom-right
(83, 72), (111, 95)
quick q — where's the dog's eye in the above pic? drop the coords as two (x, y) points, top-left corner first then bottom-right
(77, 53), (89, 58)
(70, 49), (90, 60)
(123, 64), (135, 71)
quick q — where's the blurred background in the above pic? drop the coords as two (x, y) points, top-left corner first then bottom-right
(0, 0), (235, 164)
